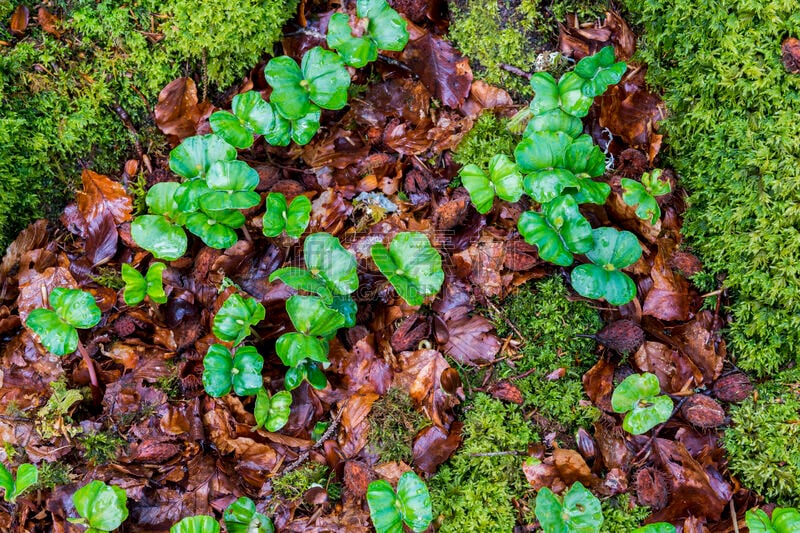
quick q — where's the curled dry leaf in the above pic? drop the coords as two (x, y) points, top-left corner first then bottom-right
(154, 77), (213, 143)
(634, 340), (703, 394)
(393, 348), (460, 428)
(668, 311), (725, 385)
(10, 5), (29, 36)
(782, 37), (800, 74)
(642, 240), (694, 322)
(460, 80), (514, 118)
(37, 7), (61, 37)
(635, 467), (669, 510)
(488, 380), (524, 405)
(558, 10), (636, 61)
(339, 388), (379, 458)
(412, 422), (463, 475)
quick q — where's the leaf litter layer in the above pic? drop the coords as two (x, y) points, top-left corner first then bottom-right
(0, 1), (777, 531)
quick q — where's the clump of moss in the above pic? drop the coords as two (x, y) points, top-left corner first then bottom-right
(622, 0), (800, 375)
(0, 0), (297, 249)
(91, 266), (125, 290)
(79, 431), (126, 465)
(448, 0), (608, 97)
(272, 462), (335, 501)
(430, 393), (537, 532)
(492, 277), (603, 436)
(723, 368), (800, 506)
(368, 388), (429, 463)
(452, 113), (517, 173)
(600, 494), (650, 532)
(35, 461), (74, 490)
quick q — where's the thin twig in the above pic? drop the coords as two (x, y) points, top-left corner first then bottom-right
(281, 398), (349, 475)
(485, 299), (527, 345)
(499, 63), (532, 80)
(469, 450), (524, 457)
(730, 499), (740, 533)
(76, 339), (103, 405)
(633, 397), (690, 462)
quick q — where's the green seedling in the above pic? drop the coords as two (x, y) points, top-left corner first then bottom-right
(621, 169), (672, 224)
(262, 107), (322, 146)
(26, 288), (101, 356)
(264, 46), (351, 120)
(202, 344), (264, 397)
(121, 262), (167, 305)
(262, 192), (312, 238)
(515, 132), (608, 205)
(570, 227), (641, 305)
(198, 160), (260, 212)
(327, 0), (409, 68)
(131, 182), (189, 261)
(371, 232), (445, 306)
(535, 482), (603, 533)
(212, 293), (266, 345)
(367, 472), (433, 533)
(269, 232), (359, 301)
(517, 195), (593, 267)
(169, 134), (237, 181)
(275, 295), (346, 367)
(224, 496), (274, 533)
(523, 108), (583, 139)
(184, 207), (246, 249)
(459, 154), (524, 213)
(632, 524), (677, 533)
(574, 46), (628, 98)
(69, 480), (129, 533)
(611, 373), (673, 435)
(253, 388), (292, 432)
(746, 507), (800, 533)
(0, 463), (38, 503)
(171, 516), (220, 533)
(209, 91), (276, 149)
(285, 359), (328, 391)
(528, 71), (594, 119)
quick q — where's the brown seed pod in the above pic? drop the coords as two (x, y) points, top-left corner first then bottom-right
(712, 372), (754, 403)
(594, 320), (646, 354)
(681, 394), (727, 428)
(575, 428), (597, 463)
(635, 467), (669, 510)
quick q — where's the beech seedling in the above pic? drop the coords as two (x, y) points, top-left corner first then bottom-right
(224, 496), (274, 533)
(262, 192), (312, 238)
(611, 372), (673, 435)
(371, 232), (444, 306)
(570, 227), (642, 305)
(460, 154), (524, 214)
(26, 288), (101, 356)
(121, 262), (167, 305)
(0, 462), (37, 503)
(326, 0), (409, 68)
(69, 480), (129, 533)
(517, 195), (593, 267)
(367, 472), (433, 533)
(535, 482), (603, 533)
(202, 345), (264, 397)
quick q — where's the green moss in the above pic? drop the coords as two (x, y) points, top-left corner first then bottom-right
(35, 461), (74, 490)
(723, 368), (800, 506)
(0, 0), (297, 250)
(447, 0), (608, 97)
(79, 431), (126, 465)
(452, 113), (517, 176)
(91, 266), (125, 290)
(430, 393), (537, 532)
(492, 277), (603, 435)
(272, 462), (335, 501)
(368, 388), (429, 463)
(600, 494), (650, 532)
(622, 0), (800, 375)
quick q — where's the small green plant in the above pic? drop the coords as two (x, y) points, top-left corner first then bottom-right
(460, 154), (523, 214)
(371, 232), (445, 306)
(518, 195), (593, 267)
(367, 472), (433, 533)
(202, 345), (264, 397)
(169, 134), (238, 181)
(632, 524), (677, 533)
(264, 46), (351, 120)
(70, 480), (129, 533)
(276, 295), (345, 371)
(209, 91), (277, 149)
(26, 288), (101, 356)
(35, 461), (73, 490)
(284, 359), (328, 390)
(262, 193), (312, 238)
(611, 373), (673, 435)
(535, 482), (603, 533)
(253, 388), (292, 432)
(212, 293), (266, 345)
(171, 515), (220, 533)
(36, 380), (84, 440)
(621, 169), (672, 224)
(570, 227), (642, 306)
(130, 182), (190, 261)
(223, 496), (274, 533)
(121, 262), (167, 305)
(746, 507), (800, 533)
(0, 462), (38, 503)
(326, 0), (409, 68)
(79, 431), (126, 466)
(572, 45), (628, 97)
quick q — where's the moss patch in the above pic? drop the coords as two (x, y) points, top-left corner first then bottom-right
(452, 113), (517, 171)
(0, 0), (297, 250)
(447, 0), (608, 97)
(492, 277), (603, 436)
(622, 0), (800, 375)
(430, 393), (537, 532)
(368, 387), (429, 464)
(723, 368), (800, 505)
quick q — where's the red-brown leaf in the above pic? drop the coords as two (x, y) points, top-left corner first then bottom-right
(10, 5), (29, 36)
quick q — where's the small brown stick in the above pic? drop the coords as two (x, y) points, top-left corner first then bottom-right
(281, 398), (349, 475)
(730, 499), (740, 533)
(110, 103), (144, 160)
(499, 63), (532, 80)
(76, 339), (103, 405)
(485, 299), (527, 345)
